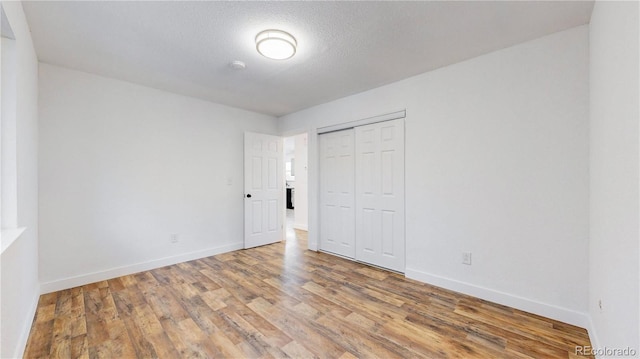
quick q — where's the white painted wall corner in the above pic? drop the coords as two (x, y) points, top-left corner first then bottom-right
(12, 291), (39, 359)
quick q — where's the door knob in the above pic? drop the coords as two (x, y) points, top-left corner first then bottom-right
(246, 194), (252, 198)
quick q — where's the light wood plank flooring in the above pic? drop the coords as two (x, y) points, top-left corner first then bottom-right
(24, 229), (592, 358)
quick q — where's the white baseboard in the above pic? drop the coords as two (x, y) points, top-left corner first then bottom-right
(40, 242), (243, 294)
(13, 287), (39, 358)
(293, 223), (308, 231)
(585, 315), (601, 357)
(405, 268), (590, 329)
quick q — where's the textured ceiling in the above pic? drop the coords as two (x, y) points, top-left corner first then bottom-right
(23, 1), (594, 117)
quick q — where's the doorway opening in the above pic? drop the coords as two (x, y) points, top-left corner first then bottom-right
(284, 133), (308, 248)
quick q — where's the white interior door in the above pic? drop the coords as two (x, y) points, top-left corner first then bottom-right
(355, 119), (405, 272)
(319, 129), (356, 258)
(244, 132), (283, 249)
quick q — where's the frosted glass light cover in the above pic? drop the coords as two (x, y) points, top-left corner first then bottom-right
(255, 30), (297, 60)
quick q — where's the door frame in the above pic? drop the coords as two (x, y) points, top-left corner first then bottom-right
(316, 110), (406, 135)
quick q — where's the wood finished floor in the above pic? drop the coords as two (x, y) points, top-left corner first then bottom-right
(24, 229), (592, 359)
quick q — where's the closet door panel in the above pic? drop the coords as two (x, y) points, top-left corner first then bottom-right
(355, 119), (405, 272)
(319, 129), (356, 258)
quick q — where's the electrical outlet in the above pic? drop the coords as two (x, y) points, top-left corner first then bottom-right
(462, 252), (472, 265)
(171, 234), (179, 243)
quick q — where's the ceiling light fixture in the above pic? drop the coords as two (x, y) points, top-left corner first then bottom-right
(255, 29), (297, 60)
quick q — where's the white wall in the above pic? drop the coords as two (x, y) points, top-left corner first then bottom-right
(279, 26), (590, 326)
(589, 1), (639, 355)
(293, 133), (308, 230)
(39, 63), (278, 292)
(0, 2), (40, 358)
(284, 137), (295, 183)
(2, 36), (18, 230)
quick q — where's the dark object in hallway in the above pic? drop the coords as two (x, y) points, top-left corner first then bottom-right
(286, 187), (294, 209)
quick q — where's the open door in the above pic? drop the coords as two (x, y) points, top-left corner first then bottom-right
(244, 132), (284, 249)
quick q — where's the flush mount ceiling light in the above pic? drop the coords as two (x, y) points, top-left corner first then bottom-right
(255, 29), (297, 60)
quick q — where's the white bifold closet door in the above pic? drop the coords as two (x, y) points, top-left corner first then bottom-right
(354, 119), (405, 272)
(319, 118), (405, 272)
(319, 129), (356, 258)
